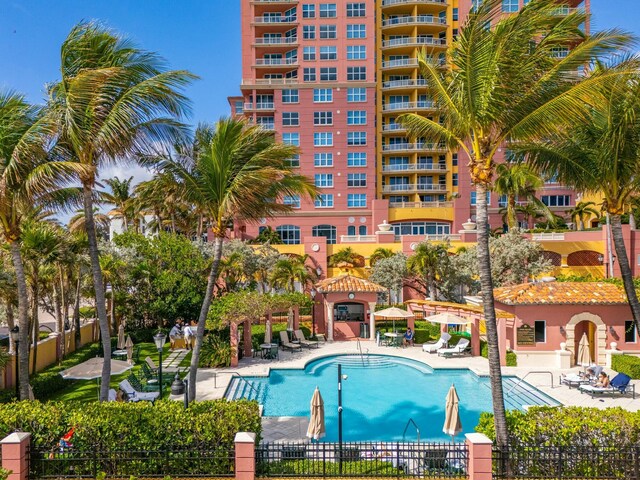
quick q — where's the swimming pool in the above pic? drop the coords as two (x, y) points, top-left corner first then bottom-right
(226, 354), (560, 442)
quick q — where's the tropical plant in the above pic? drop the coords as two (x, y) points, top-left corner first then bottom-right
(368, 253), (409, 303)
(250, 226), (283, 245)
(158, 119), (317, 401)
(328, 247), (363, 267)
(101, 176), (137, 232)
(566, 201), (600, 231)
(368, 247), (395, 267)
(406, 242), (451, 300)
(46, 22), (195, 400)
(398, 0), (630, 445)
(270, 255), (317, 293)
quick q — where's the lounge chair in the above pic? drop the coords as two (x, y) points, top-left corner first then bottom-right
(141, 362), (172, 386)
(294, 329), (318, 348)
(145, 356), (158, 374)
(119, 379), (160, 403)
(579, 373), (635, 399)
(437, 338), (470, 357)
(127, 372), (159, 392)
(423, 332), (452, 353)
(108, 388), (118, 402)
(279, 331), (302, 352)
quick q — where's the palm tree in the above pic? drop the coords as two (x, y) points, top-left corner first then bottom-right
(407, 242), (450, 301)
(523, 72), (640, 335)
(135, 171), (187, 235)
(270, 255), (317, 293)
(328, 247), (361, 267)
(566, 201), (600, 230)
(398, 0), (631, 445)
(159, 119), (317, 401)
(102, 176), (136, 232)
(369, 248), (394, 267)
(68, 209), (111, 238)
(46, 22), (195, 401)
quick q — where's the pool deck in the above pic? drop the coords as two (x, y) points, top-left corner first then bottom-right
(194, 340), (640, 441)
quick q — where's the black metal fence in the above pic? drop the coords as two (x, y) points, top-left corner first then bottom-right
(29, 446), (235, 479)
(256, 441), (468, 478)
(493, 444), (640, 479)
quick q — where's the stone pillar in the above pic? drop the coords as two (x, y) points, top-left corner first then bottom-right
(368, 302), (376, 341)
(292, 306), (300, 331)
(465, 433), (493, 480)
(234, 432), (256, 480)
(471, 319), (481, 356)
(497, 318), (507, 366)
(326, 302), (334, 341)
(243, 320), (252, 359)
(556, 348), (572, 369)
(606, 348), (623, 368)
(1, 432), (31, 480)
(230, 322), (239, 368)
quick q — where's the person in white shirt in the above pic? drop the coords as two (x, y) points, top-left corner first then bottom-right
(169, 320), (183, 350)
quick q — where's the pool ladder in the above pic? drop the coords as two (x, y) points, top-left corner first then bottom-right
(505, 371), (554, 396)
(356, 339), (368, 366)
(402, 418), (421, 442)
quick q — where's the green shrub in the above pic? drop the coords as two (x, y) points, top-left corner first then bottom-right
(258, 459), (399, 476)
(79, 306), (96, 319)
(611, 354), (640, 379)
(480, 341), (517, 367)
(200, 334), (232, 368)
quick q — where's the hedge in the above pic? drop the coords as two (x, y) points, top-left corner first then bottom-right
(480, 341), (518, 367)
(611, 354), (640, 379)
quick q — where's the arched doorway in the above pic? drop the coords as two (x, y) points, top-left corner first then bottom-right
(565, 312), (607, 365)
(574, 320), (596, 365)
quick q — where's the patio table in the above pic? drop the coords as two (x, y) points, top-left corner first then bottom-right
(561, 373), (591, 389)
(261, 343), (279, 359)
(384, 332), (402, 347)
(112, 349), (128, 360)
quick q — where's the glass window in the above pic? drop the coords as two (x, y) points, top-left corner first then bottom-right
(312, 224), (337, 243)
(347, 45), (366, 60)
(452, 173), (458, 187)
(346, 3), (365, 17)
(347, 193), (367, 208)
(452, 153), (458, 166)
(314, 111), (333, 125)
(314, 132), (333, 146)
(347, 88), (366, 102)
(347, 66), (366, 81)
(313, 88), (333, 102)
(541, 195), (571, 207)
(320, 25), (337, 39)
(234, 101), (243, 114)
(303, 68), (316, 82)
(282, 132), (299, 146)
(282, 112), (299, 126)
(534, 321), (546, 343)
(320, 46), (337, 60)
(276, 225), (300, 244)
(347, 226), (355, 235)
(347, 24), (366, 39)
(347, 110), (366, 125)
(282, 89), (299, 103)
(347, 173), (366, 187)
(287, 155), (300, 168)
(347, 152), (367, 166)
(502, 0), (518, 13)
(391, 221), (450, 236)
(320, 67), (337, 81)
(314, 153), (333, 167)
(303, 25), (316, 40)
(453, 8), (459, 21)
(359, 225), (367, 235)
(314, 173), (334, 187)
(319, 3), (337, 18)
(283, 195), (301, 208)
(314, 194), (334, 208)
(470, 191), (491, 205)
(625, 320), (637, 343)
(347, 131), (366, 145)
(472, 0), (483, 11)
(302, 4), (315, 18)
(303, 46), (316, 61)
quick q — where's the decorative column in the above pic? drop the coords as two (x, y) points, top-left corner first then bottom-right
(471, 318), (481, 356)
(368, 302), (376, 341)
(292, 306), (300, 331)
(1, 432), (31, 480)
(234, 432), (256, 480)
(326, 302), (334, 342)
(243, 320), (252, 358)
(230, 322), (239, 368)
(465, 433), (493, 480)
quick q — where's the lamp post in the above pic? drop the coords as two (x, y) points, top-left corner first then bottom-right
(10, 326), (19, 399)
(337, 364), (348, 475)
(310, 289), (317, 338)
(153, 332), (167, 399)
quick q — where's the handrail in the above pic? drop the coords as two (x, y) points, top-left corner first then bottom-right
(506, 371), (554, 395)
(214, 371), (260, 396)
(356, 339), (366, 366)
(402, 418), (421, 442)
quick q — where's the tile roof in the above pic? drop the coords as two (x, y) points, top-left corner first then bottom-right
(493, 282), (628, 306)
(315, 274), (387, 294)
(405, 299), (514, 319)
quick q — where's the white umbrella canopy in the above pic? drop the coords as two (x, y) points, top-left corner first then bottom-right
(306, 387), (326, 441)
(577, 333), (592, 366)
(125, 335), (134, 365)
(443, 384), (462, 439)
(60, 357), (133, 380)
(427, 313), (472, 325)
(117, 324), (126, 350)
(374, 307), (414, 332)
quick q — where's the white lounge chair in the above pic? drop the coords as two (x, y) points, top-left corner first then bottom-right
(280, 331), (302, 352)
(108, 388), (118, 402)
(423, 332), (452, 353)
(119, 379), (160, 403)
(437, 338), (470, 357)
(294, 329), (318, 348)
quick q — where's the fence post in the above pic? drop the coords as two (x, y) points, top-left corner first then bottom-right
(234, 432), (256, 480)
(465, 433), (493, 480)
(1, 432), (31, 480)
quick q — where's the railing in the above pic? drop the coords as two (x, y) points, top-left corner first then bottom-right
(29, 446), (235, 478)
(425, 234), (460, 241)
(213, 371), (260, 396)
(255, 58), (298, 66)
(382, 123), (406, 132)
(382, 0), (448, 6)
(402, 418), (421, 443)
(390, 201), (454, 208)
(382, 163), (446, 172)
(256, 441), (468, 478)
(382, 37), (448, 48)
(532, 232), (566, 241)
(382, 184), (447, 193)
(254, 16), (298, 23)
(383, 101), (435, 111)
(244, 102), (275, 110)
(505, 371), (554, 396)
(382, 16), (448, 27)
(243, 78), (299, 86)
(339, 235), (377, 243)
(381, 58), (419, 68)
(255, 36), (298, 45)
(382, 78), (427, 89)
(253, 0), (298, 3)
(382, 142), (447, 152)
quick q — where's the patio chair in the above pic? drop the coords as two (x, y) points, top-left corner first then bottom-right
(423, 332), (452, 353)
(579, 373), (635, 399)
(132, 345), (141, 364)
(119, 379), (159, 403)
(279, 331), (302, 352)
(294, 329), (318, 348)
(127, 372), (159, 393)
(145, 356), (158, 374)
(437, 338), (470, 357)
(141, 362), (172, 386)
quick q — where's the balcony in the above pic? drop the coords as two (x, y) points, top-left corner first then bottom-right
(382, 123), (407, 133)
(382, 163), (447, 173)
(254, 58), (299, 67)
(389, 200), (453, 208)
(382, 78), (427, 90)
(382, 37), (447, 49)
(382, 15), (447, 28)
(532, 233), (565, 241)
(254, 36), (298, 46)
(252, 0), (298, 3)
(243, 102), (276, 111)
(381, 58), (419, 70)
(382, 0), (447, 6)
(253, 15), (298, 24)
(242, 78), (299, 86)
(382, 101), (435, 112)
(382, 142), (448, 153)
(339, 235), (377, 243)
(382, 183), (447, 193)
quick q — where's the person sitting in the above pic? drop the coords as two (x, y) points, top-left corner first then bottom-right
(586, 365), (603, 382)
(403, 328), (414, 347)
(595, 372), (610, 388)
(169, 320), (184, 350)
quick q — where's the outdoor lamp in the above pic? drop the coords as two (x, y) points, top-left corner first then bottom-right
(154, 332), (167, 399)
(597, 254), (604, 264)
(10, 326), (19, 398)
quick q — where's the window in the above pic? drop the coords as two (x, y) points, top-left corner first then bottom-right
(541, 195), (571, 207)
(347, 173), (366, 187)
(470, 191), (491, 205)
(348, 193), (367, 208)
(302, 4), (315, 18)
(452, 173), (458, 186)
(276, 225), (300, 244)
(283, 195), (301, 208)
(347, 226), (355, 235)
(312, 224), (337, 244)
(282, 132), (299, 146)
(303, 68), (316, 82)
(534, 321), (546, 343)
(453, 8), (459, 21)
(347, 45), (366, 60)
(391, 221), (450, 236)
(314, 153), (333, 167)
(347, 88), (366, 102)
(303, 46), (316, 61)
(282, 89), (299, 103)
(234, 101), (243, 114)
(502, 0), (518, 12)
(320, 67), (337, 81)
(313, 88), (333, 102)
(319, 3), (337, 18)
(347, 2), (365, 17)
(314, 132), (333, 146)
(320, 46), (337, 60)
(287, 155), (300, 167)
(314, 173), (334, 187)
(315, 194), (334, 208)
(347, 24), (366, 39)
(320, 25), (337, 39)
(452, 153), (458, 166)
(347, 152), (367, 166)
(347, 110), (366, 125)
(347, 131), (366, 145)
(472, 0), (483, 11)
(303, 25), (316, 40)
(347, 66), (366, 81)
(314, 111), (333, 125)
(359, 225), (367, 235)
(625, 320), (637, 343)
(282, 112), (299, 126)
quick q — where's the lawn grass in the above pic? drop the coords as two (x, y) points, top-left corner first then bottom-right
(48, 342), (191, 403)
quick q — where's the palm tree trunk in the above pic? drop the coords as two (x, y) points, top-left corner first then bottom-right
(9, 241), (31, 400)
(82, 184), (111, 401)
(508, 195), (517, 230)
(7, 305), (15, 355)
(73, 274), (82, 347)
(30, 270), (39, 376)
(630, 212), (636, 231)
(188, 234), (224, 401)
(475, 183), (509, 447)
(610, 215), (640, 330)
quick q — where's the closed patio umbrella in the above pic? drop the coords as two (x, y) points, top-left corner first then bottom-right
(125, 335), (134, 365)
(577, 333), (591, 366)
(117, 323), (126, 350)
(443, 384), (462, 440)
(374, 307), (414, 332)
(427, 313), (472, 325)
(306, 387), (326, 441)
(60, 357), (133, 380)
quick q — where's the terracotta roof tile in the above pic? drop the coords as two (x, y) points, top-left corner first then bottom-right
(493, 282), (628, 306)
(315, 274), (387, 294)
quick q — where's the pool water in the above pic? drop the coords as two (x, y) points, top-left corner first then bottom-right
(226, 354), (560, 442)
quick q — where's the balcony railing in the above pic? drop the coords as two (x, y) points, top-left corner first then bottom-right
(382, 101), (435, 111)
(382, 0), (447, 6)
(382, 16), (447, 27)
(382, 78), (427, 89)
(253, 15), (298, 23)
(389, 200), (453, 208)
(382, 37), (447, 48)
(339, 235), (378, 243)
(243, 102), (275, 110)
(382, 123), (406, 132)
(425, 233), (461, 241)
(532, 232), (566, 241)
(382, 183), (447, 193)
(381, 58), (419, 69)
(255, 37), (298, 45)
(382, 142), (447, 152)
(243, 78), (299, 85)
(382, 163), (447, 172)
(255, 58), (298, 66)
(253, 0), (298, 3)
